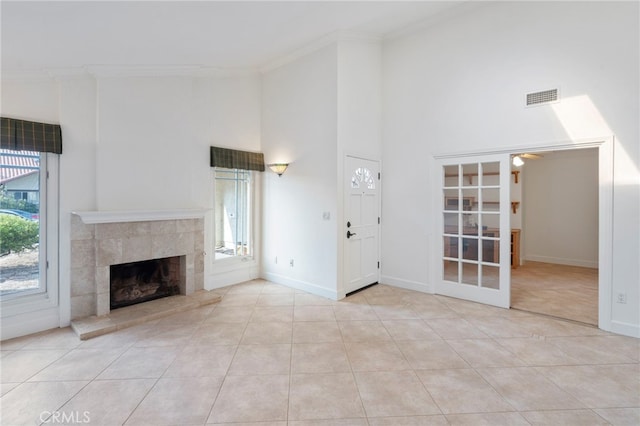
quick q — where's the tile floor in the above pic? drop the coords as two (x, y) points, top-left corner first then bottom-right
(1, 280), (638, 425)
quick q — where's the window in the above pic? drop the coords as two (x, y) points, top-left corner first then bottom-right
(214, 168), (252, 260)
(0, 149), (47, 299)
(351, 167), (375, 189)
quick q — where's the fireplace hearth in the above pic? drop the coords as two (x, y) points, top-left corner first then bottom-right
(110, 256), (182, 310)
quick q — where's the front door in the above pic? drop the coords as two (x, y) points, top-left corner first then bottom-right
(344, 156), (380, 294)
(435, 154), (511, 308)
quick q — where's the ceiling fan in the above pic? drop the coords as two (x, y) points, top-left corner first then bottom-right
(512, 153), (543, 166)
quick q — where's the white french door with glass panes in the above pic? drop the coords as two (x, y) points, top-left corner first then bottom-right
(435, 154), (511, 308)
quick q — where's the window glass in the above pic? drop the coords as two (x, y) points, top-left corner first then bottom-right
(214, 168), (252, 260)
(0, 149), (45, 299)
(351, 167), (375, 189)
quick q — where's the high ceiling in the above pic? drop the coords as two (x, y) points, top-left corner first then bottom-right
(1, 1), (466, 73)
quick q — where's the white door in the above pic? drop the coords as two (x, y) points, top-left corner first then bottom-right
(435, 154), (511, 308)
(344, 156), (380, 294)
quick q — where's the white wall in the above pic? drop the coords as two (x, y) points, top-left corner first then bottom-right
(96, 77), (202, 210)
(522, 149), (598, 267)
(0, 79), (59, 123)
(261, 45), (339, 298)
(382, 1), (639, 336)
(337, 40), (382, 159)
(58, 76), (98, 328)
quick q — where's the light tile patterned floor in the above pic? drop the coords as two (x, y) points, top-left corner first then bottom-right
(1, 280), (638, 425)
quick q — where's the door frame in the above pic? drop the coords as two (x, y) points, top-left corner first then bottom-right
(431, 136), (613, 332)
(341, 154), (381, 297)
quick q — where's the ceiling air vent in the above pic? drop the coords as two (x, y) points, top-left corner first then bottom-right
(526, 88), (559, 106)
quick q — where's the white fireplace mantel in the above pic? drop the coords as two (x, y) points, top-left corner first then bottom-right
(72, 209), (209, 224)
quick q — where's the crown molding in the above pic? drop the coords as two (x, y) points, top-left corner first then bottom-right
(2, 65), (261, 81)
(260, 30), (381, 74)
(85, 65), (259, 78)
(48, 67), (93, 80)
(1, 69), (55, 82)
(384, 1), (485, 42)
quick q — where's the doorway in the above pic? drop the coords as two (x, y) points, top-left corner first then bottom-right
(431, 137), (613, 332)
(344, 156), (380, 294)
(510, 148), (599, 325)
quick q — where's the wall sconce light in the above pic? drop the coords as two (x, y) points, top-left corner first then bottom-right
(512, 155), (524, 167)
(268, 163), (289, 177)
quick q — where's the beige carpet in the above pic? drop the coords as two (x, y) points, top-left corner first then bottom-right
(511, 261), (598, 325)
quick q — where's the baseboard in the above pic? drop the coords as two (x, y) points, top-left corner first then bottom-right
(523, 255), (598, 269)
(1, 307), (60, 341)
(380, 275), (433, 294)
(262, 272), (339, 301)
(609, 320), (640, 339)
(206, 265), (260, 290)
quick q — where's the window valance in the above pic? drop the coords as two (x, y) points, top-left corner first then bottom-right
(210, 146), (265, 172)
(1, 117), (62, 154)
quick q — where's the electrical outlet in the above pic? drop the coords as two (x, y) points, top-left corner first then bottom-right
(616, 293), (627, 304)
(289, 259), (294, 267)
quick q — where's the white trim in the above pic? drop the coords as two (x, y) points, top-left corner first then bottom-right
(433, 137), (610, 160)
(261, 30), (381, 74)
(380, 275), (432, 294)
(597, 137), (614, 333)
(87, 65), (259, 78)
(610, 320), (640, 339)
(207, 263), (260, 290)
(3, 66), (261, 80)
(384, 2), (486, 41)
(1, 69), (54, 82)
(0, 307), (60, 341)
(523, 255), (598, 269)
(72, 209), (208, 224)
(263, 272), (340, 301)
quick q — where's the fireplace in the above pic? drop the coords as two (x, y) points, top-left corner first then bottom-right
(110, 256), (183, 310)
(70, 210), (206, 320)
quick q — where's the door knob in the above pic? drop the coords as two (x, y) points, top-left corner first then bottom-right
(347, 230), (357, 238)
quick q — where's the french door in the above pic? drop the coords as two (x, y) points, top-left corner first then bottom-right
(435, 154), (511, 308)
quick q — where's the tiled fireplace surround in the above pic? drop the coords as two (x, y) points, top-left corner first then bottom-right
(70, 211), (205, 320)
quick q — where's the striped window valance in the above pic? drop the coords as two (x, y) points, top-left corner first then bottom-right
(210, 146), (265, 172)
(1, 117), (62, 154)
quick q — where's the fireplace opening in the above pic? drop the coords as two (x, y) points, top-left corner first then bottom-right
(110, 256), (182, 310)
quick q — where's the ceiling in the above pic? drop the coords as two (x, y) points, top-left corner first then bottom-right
(1, 1), (466, 74)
